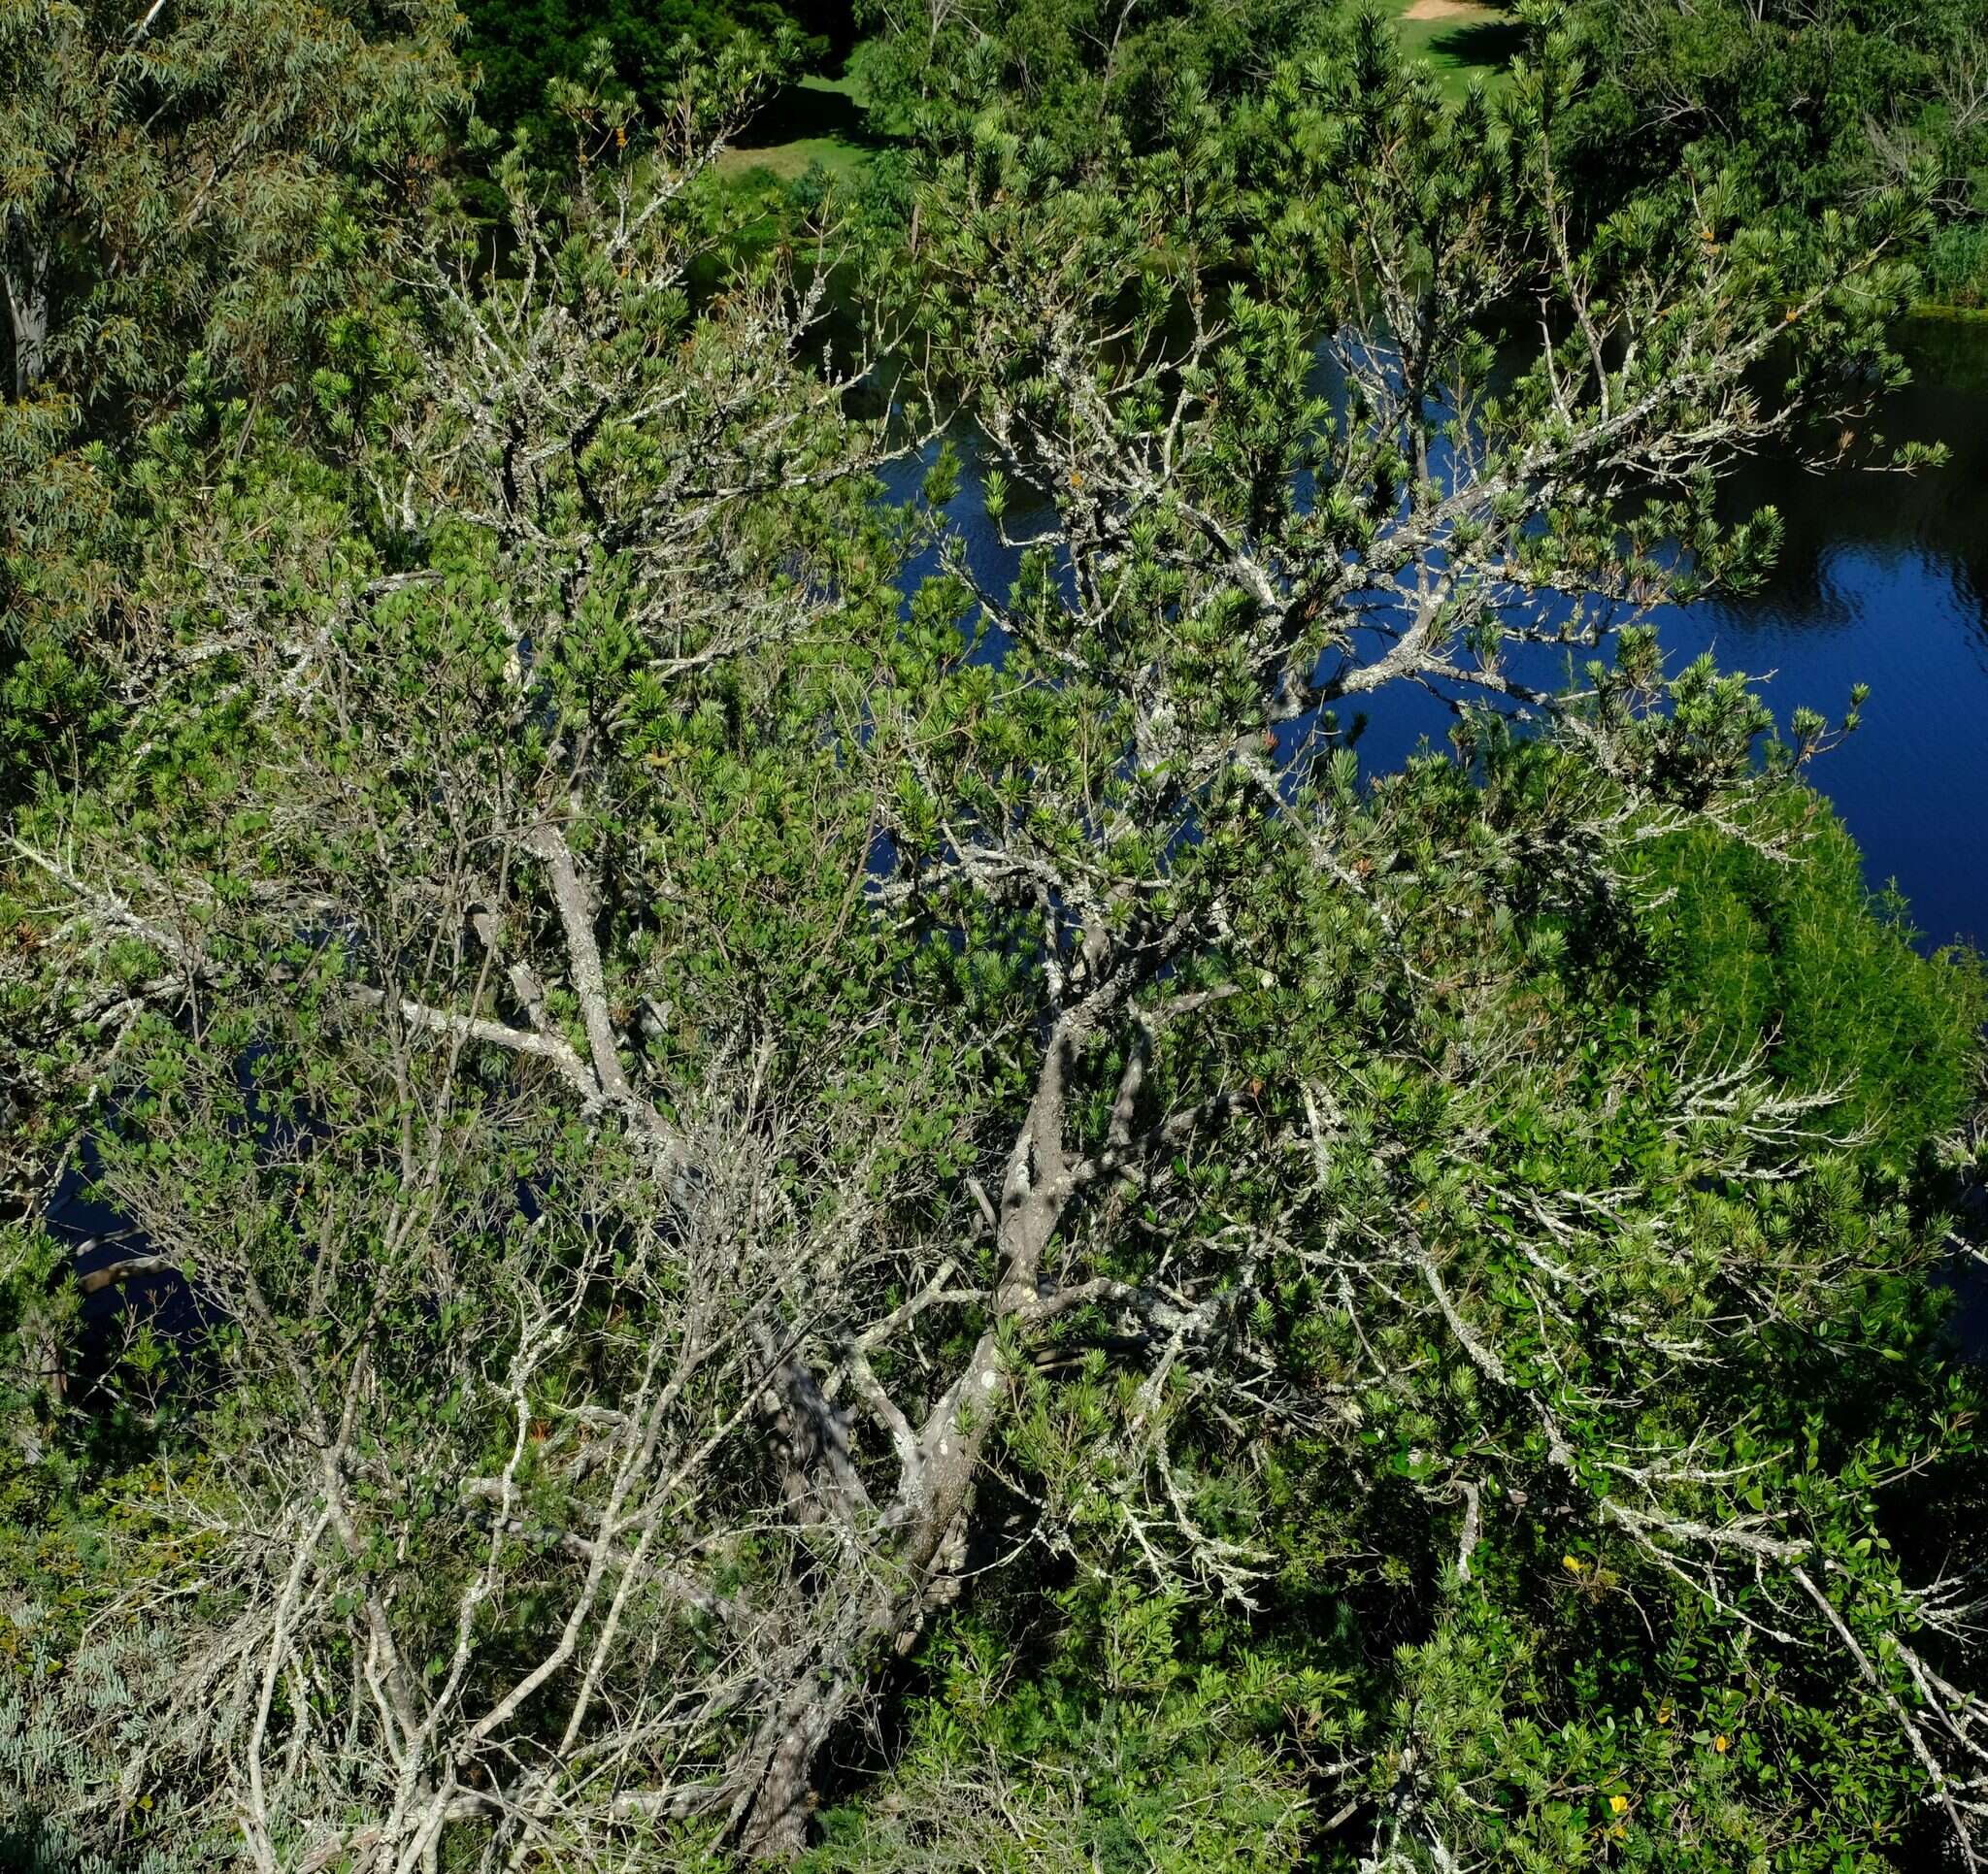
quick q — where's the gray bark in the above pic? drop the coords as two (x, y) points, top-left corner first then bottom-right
(4, 208), (50, 399)
(731, 1016), (1108, 1857)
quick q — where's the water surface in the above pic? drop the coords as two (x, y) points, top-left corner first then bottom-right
(1623, 316), (1988, 951)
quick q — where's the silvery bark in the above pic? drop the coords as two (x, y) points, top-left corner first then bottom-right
(4, 207), (50, 399)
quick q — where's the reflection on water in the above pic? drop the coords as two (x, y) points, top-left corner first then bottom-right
(886, 315), (1988, 951)
(1643, 316), (1988, 951)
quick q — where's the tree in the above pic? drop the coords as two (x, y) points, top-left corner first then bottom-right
(455, 0), (845, 154)
(848, 0), (1343, 163)
(0, 0), (461, 410)
(0, 0), (465, 805)
(4, 20), (1987, 1874)
(1550, 0), (1988, 305)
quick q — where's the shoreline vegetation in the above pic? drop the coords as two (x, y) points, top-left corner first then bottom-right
(713, 4), (1986, 317)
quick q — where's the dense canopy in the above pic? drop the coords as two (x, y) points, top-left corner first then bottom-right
(3, 5), (1987, 1873)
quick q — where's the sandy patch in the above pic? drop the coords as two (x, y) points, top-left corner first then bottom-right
(1399, 0), (1492, 18)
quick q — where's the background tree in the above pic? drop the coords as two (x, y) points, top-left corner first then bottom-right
(848, 0), (1345, 164)
(1549, 0), (1988, 306)
(0, 0), (465, 806)
(456, 0), (854, 155)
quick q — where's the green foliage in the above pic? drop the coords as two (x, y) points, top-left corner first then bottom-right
(807, 1589), (1313, 1874)
(1, 1613), (225, 1874)
(1550, 0), (1988, 304)
(850, 0), (1347, 162)
(2, 12), (1986, 1874)
(459, 0), (839, 150)
(0, 0), (464, 413)
(1638, 796), (1988, 1168)
(0, 0), (466, 802)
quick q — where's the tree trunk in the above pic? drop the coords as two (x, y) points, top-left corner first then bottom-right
(4, 208), (50, 400)
(731, 1051), (1074, 1858)
(732, 1498), (978, 1858)
(737, 1696), (837, 1859)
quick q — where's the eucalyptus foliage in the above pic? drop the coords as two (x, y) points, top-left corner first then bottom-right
(0, 0), (467, 804)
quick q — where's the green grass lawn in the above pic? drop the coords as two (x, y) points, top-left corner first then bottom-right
(713, 72), (874, 187)
(1380, 0), (1522, 101)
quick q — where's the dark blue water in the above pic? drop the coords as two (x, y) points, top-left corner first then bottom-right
(1655, 318), (1988, 952)
(887, 316), (1988, 952)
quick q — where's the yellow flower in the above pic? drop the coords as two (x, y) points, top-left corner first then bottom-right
(1713, 1734), (1730, 1754)
(1609, 1794), (1629, 1815)
(1562, 1555), (1585, 1574)
(1655, 1703), (1673, 1726)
